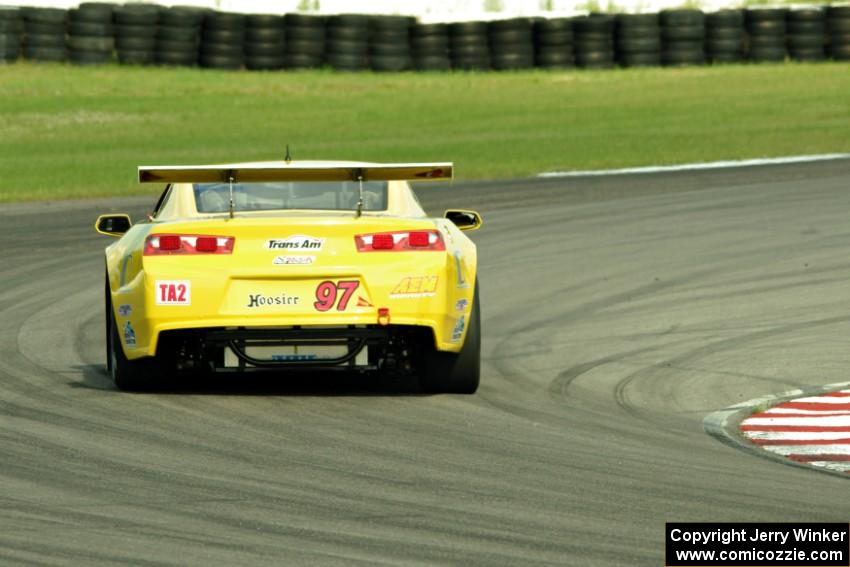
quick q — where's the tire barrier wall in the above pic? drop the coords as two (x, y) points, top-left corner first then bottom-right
(2, 3), (849, 70)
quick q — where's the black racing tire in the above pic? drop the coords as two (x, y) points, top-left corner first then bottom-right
(117, 36), (156, 51)
(616, 25), (660, 40)
(327, 25), (366, 42)
(660, 9), (705, 27)
(25, 8), (67, 26)
(25, 33), (66, 49)
(748, 34), (785, 48)
(0, 19), (23, 33)
(202, 42), (243, 57)
(788, 34), (825, 49)
(789, 21), (825, 35)
(575, 38), (613, 52)
(286, 38), (325, 56)
(706, 37), (742, 52)
(748, 45), (786, 62)
(707, 27), (744, 41)
(536, 47), (574, 66)
(370, 53), (411, 71)
(619, 51), (661, 67)
(204, 11), (245, 31)
(451, 43), (489, 58)
(617, 36), (661, 52)
(245, 40), (284, 56)
(69, 48), (112, 64)
(489, 17), (531, 33)
(492, 50), (534, 69)
(370, 42), (411, 57)
(68, 21), (113, 37)
(577, 50), (615, 68)
(535, 17), (572, 34)
(24, 45), (66, 61)
(246, 14), (283, 28)
(413, 55), (451, 71)
(706, 10), (744, 27)
(200, 52), (243, 69)
(67, 36), (114, 51)
(536, 29), (574, 46)
(746, 8), (787, 23)
(326, 52), (369, 70)
(329, 14), (370, 29)
(286, 25), (325, 42)
(420, 283), (480, 394)
(158, 38), (199, 52)
(490, 28), (533, 46)
(114, 5), (159, 26)
(371, 15), (413, 32)
(155, 49), (197, 66)
(828, 6), (850, 19)
(24, 21), (65, 36)
(69, 6), (112, 24)
(284, 52), (322, 68)
(245, 53), (284, 70)
(246, 26), (285, 43)
(118, 48), (155, 65)
(284, 14), (325, 28)
(747, 19), (786, 35)
(830, 43), (850, 59)
(616, 13), (659, 28)
(202, 28), (244, 44)
(661, 48), (705, 65)
(829, 19), (850, 34)
(789, 47), (825, 61)
(107, 293), (153, 392)
(788, 8), (825, 23)
(662, 25), (705, 41)
(160, 7), (205, 28)
(574, 14), (614, 34)
(450, 21), (488, 36)
(327, 39), (369, 56)
(157, 25), (200, 42)
(370, 29), (409, 44)
(117, 24), (158, 39)
(412, 23), (448, 37)
(412, 34), (448, 52)
(450, 34), (489, 50)
(450, 56), (490, 70)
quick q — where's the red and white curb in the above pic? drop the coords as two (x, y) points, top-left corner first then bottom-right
(741, 389), (850, 473)
(703, 381), (850, 477)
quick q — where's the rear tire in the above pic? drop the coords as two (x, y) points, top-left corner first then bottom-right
(421, 282), (481, 394)
(106, 289), (154, 391)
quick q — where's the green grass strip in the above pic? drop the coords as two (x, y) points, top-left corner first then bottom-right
(1, 62), (848, 202)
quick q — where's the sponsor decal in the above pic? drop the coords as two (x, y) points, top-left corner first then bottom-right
(271, 354), (318, 362)
(356, 296), (373, 308)
(247, 293), (300, 308)
(266, 235), (324, 251)
(390, 276), (438, 298)
(455, 299), (469, 312)
(123, 321), (136, 347)
(314, 280), (361, 312)
(273, 255), (315, 266)
(118, 304), (132, 317)
(155, 280), (190, 305)
(451, 315), (466, 342)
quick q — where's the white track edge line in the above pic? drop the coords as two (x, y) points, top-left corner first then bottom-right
(539, 153), (850, 178)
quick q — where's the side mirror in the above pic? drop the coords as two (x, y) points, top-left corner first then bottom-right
(445, 209), (482, 231)
(95, 214), (132, 237)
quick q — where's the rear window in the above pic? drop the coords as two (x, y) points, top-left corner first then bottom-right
(193, 181), (388, 213)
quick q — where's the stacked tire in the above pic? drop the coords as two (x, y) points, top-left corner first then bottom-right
(574, 14), (614, 69)
(201, 11), (244, 70)
(0, 7), (23, 63)
(746, 8), (787, 63)
(115, 4), (158, 66)
(705, 10), (745, 63)
(67, 3), (114, 65)
(827, 5), (850, 60)
(660, 9), (705, 66)
(326, 14), (370, 71)
(533, 18), (574, 69)
(489, 18), (534, 70)
(244, 14), (285, 70)
(615, 13), (661, 68)
(156, 7), (203, 67)
(284, 14), (325, 69)
(787, 7), (826, 62)
(23, 8), (66, 62)
(411, 22), (451, 71)
(370, 16), (412, 72)
(449, 21), (490, 70)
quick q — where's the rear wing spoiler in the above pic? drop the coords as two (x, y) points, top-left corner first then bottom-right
(138, 162), (453, 184)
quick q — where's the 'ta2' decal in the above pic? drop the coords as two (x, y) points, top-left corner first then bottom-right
(155, 280), (191, 305)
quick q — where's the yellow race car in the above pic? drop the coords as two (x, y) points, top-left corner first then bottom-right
(95, 160), (482, 393)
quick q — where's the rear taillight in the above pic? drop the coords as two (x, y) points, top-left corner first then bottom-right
(354, 230), (445, 252)
(144, 234), (235, 255)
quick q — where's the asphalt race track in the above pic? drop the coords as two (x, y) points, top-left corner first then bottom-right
(2, 160), (850, 565)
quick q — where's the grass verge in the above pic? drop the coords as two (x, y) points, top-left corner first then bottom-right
(1, 62), (848, 202)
